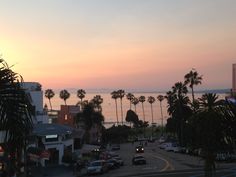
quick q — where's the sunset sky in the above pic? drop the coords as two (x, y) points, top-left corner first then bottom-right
(0, 0), (235, 91)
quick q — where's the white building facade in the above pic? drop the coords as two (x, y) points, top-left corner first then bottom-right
(22, 82), (49, 124)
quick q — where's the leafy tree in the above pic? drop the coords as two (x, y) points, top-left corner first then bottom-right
(44, 89), (55, 110)
(104, 125), (131, 143)
(0, 59), (33, 175)
(59, 89), (70, 105)
(74, 103), (104, 144)
(125, 110), (139, 127)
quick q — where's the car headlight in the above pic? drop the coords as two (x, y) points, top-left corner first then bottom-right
(142, 148), (144, 150)
(136, 149), (138, 151)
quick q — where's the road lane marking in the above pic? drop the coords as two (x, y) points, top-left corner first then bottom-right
(152, 155), (175, 171)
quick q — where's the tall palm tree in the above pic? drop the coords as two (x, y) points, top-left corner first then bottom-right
(44, 89), (55, 110)
(139, 96), (146, 122)
(157, 95), (164, 135)
(59, 89), (70, 105)
(126, 93), (134, 110)
(117, 89), (125, 125)
(184, 69), (202, 103)
(131, 97), (139, 113)
(196, 93), (224, 177)
(148, 96), (155, 136)
(148, 96), (156, 125)
(199, 93), (221, 111)
(171, 82), (190, 146)
(0, 59), (33, 175)
(77, 89), (86, 102)
(111, 91), (119, 125)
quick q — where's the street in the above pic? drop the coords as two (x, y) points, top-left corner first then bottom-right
(33, 141), (236, 177)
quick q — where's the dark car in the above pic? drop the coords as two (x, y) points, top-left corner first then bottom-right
(132, 155), (146, 165)
(106, 159), (120, 169)
(136, 145), (144, 153)
(114, 157), (124, 166)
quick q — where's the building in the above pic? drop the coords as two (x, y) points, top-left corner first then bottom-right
(233, 64), (236, 94)
(22, 82), (49, 124)
(32, 123), (74, 166)
(58, 105), (80, 127)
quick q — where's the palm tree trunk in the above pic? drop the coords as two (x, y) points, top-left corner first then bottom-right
(160, 101), (164, 135)
(115, 99), (119, 125)
(191, 87), (195, 103)
(134, 105), (137, 113)
(120, 99), (123, 125)
(151, 104), (154, 136)
(151, 104), (154, 124)
(49, 99), (52, 110)
(142, 103), (145, 122)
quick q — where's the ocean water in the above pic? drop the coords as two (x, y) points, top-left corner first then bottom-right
(43, 92), (226, 126)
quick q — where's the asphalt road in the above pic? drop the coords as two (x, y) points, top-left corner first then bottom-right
(102, 141), (236, 177)
(32, 141), (236, 177)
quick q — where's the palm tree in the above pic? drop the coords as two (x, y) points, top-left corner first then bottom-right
(74, 103), (104, 144)
(157, 95), (164, 135)
(199, 93), (221, 111)
(126, 93), (134, 110)
(111, 91), (119, 125)
(148, 96), (155, 137)
(148, 96), (156, 125)
(59, 89), (70, 105)
(184, 69), (202, 103)
(196, 93), (224, 177)
(77, 89), (86, 102)
(91, 95), (103, 112)
(139, 96), (146, 122)
(170, 82), (190, 146)
(131, 97), (139, 113)
(117, 89), (125, 125)
(0, 59), (33, 175)
(44, 89), (55, 110)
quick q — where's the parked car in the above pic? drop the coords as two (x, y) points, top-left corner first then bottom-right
(159, 142), (170, 149)
(173, 146), (185, 153)
(136, 145), (144, 153)
(164, 142), (180, 152)
(106, 159), (120, 169)
(164, 142), (175, 151)
(114, 157), (124, 166)
(132, 155), (146, 165)
(86, 160), (108, 175)
(158, 136), (166, 143)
